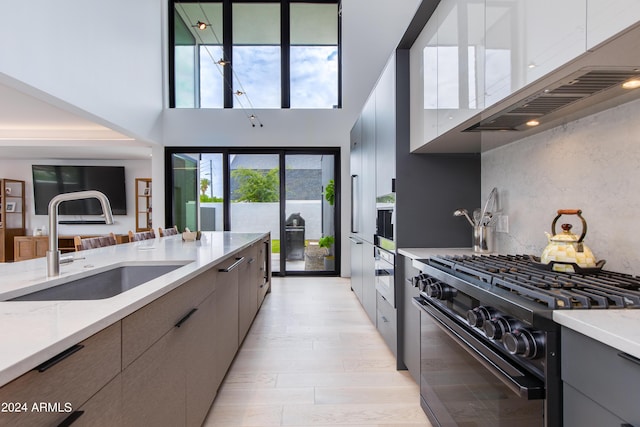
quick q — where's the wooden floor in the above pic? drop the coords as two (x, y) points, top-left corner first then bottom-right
(203, 276), (432, 427)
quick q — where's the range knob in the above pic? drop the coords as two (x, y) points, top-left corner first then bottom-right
(425, 281), (457, 300)
(483, 316), (516, 340)
(503, 328), (545, 359)
(466, 306), (496, 328)
(413, 274), (430, 289)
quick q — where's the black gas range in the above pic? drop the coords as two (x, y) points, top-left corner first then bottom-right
(412, 254), (640, 427)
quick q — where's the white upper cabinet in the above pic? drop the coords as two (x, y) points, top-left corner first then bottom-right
(410, 8), (438, 151)
(586, 0), (640, 49)
(485, 0), (587, 108)
(436, 0), (485, 135)
(410, 0), (485, 148)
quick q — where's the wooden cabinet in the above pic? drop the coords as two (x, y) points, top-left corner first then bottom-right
(1, 179), (26, 262)
(135, 178), (152, 232)
(212, 259), (240, 388)
(122, 265), (215, 368)
(0, 237), (269, 427)
(0, 322), (121, 427)
(257, 236), (271, 306)
(13, 236), (48, 261)
(185, 292), (218, 427)
(562, 327), (640, 426)
(238, 245), (259, 342)
(122, 324), (187, 427)
(68, 374), (123, 427)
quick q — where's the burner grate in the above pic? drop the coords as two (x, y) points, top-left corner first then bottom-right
(429, 254), (640, 309)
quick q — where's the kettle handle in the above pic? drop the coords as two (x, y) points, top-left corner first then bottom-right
(551, 209), (587, 243)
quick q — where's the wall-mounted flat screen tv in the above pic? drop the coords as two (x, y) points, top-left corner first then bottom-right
(32, 165), (127, 215)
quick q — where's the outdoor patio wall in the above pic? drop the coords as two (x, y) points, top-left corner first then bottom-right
(201, 200), (322, 241)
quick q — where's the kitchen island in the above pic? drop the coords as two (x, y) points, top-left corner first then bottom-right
(0, 231), (270, 427)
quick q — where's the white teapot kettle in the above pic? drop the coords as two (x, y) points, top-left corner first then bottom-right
(540, 209), (597, 273)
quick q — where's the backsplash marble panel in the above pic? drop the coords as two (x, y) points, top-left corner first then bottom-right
(482, 98), (640, 275)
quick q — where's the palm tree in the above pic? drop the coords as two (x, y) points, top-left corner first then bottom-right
(200, 178), (210, 196)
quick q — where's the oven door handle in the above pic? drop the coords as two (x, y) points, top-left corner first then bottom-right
(413, 298), (545, 400)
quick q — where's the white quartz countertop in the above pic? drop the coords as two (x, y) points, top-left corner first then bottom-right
(0, 231), (267, 387)
(399, 247), (640, 360)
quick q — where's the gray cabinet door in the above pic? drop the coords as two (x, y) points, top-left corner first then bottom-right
(361, 240), (377, 323)
(361, 94), (377, 241)
(399, 255), (420, 383)
(375, 57), (396, 198)
(350, 236), (364, 303)
(562, 327), (640, 425)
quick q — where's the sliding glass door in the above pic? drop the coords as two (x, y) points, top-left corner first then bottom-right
(166, 148), (339, 276)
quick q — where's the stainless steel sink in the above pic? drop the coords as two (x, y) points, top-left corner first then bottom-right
(10, 264), (185, 301)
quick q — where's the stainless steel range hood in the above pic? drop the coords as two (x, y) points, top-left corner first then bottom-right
(415, 23), (640, 153)
(464, 68), (640, 132)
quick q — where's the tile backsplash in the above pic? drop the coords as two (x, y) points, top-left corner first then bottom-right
(482, 98), (640, 275)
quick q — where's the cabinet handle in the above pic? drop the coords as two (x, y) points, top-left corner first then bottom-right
(351, 174), (359, 233)
(57, 410), (84, 427)
(35, 344), (84, 372)
(381, 316), (389, 323)
(348, 237), (363, 244)
(174, 308), (198, 328)
(618, 352), (640, 366)
(248, 257), (256, 264)
(219, 257), (245, 272)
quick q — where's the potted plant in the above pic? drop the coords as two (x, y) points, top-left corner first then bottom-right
(324, 179), (335, 206)
(318, 235), (335, 270)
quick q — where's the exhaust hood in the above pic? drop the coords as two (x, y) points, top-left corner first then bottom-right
(415, 23), (640, 153)
(464, 68), (640, 132)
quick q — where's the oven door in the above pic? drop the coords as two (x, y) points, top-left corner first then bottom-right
(413, 297), (545, 427)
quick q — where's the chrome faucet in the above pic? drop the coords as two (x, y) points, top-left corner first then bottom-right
(46, 190), (114, 276)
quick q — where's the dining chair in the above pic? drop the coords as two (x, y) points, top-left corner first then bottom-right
(128, 230), (156, 242)
(74, 233), (118, 251)
(158, 225), (179, 237)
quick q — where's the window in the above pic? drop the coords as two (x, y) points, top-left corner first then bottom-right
(170, 0), (341, 109)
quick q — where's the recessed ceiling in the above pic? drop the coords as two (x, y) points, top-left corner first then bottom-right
(0, 81), (153, 160)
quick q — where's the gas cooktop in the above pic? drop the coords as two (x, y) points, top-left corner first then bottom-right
(428, 254), (640, 310)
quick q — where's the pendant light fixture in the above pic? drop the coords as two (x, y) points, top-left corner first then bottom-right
(177, 1), (264, 127)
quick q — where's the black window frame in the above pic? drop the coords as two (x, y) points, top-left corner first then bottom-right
(169, 0), (342, 109)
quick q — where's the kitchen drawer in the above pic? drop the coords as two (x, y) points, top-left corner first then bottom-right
(62, 374), (123, 427)
(122, 266), (216, 368)
(376, 291), (397, 356)
(0, 322), (121, 427)
(563, 383), (628, 427)
(562, 327), (640, 424)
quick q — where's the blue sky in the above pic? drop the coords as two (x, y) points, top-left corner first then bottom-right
(178, 45), (338, 109)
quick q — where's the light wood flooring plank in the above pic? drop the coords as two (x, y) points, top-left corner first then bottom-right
(203, 277), (432, 427)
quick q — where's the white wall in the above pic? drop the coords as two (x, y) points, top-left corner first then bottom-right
(0, 0), (422, 276)
(0, 0), (165, 143)
(482, 97), (640, 275)
(161, 0), (422, 276)
(0, 159), (151, 237)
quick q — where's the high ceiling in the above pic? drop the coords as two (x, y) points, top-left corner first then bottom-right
(0, 81), (152, 160)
